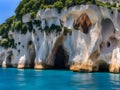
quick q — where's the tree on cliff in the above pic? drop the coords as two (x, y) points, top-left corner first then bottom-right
(91, 0), (96, 4)
(84, 0), (96, 4)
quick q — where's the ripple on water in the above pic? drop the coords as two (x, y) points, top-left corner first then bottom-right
(0, 68), (120, 90)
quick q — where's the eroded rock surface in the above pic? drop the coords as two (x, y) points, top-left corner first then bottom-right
(73, 13), (91, 34)
(0, 5), (120, 73)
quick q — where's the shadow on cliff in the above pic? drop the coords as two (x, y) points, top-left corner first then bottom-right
(6, 50), (13, 67)
(25, 40), (36, 68)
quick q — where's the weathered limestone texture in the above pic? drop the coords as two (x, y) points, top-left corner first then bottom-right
(0, 5), (120, 73)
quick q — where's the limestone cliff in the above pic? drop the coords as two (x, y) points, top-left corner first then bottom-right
(0, 1), (120, 73)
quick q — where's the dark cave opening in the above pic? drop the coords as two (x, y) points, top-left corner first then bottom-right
(98, 61), (109, 72)
(107, 42), (110, 48)
(53, 45), (69, 69)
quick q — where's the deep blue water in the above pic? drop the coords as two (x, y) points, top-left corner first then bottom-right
(0, 68), (120, 90)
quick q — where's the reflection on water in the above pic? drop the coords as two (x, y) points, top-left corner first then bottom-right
(72, 73), (96, 89)
(110, 73), (120, 81)
(0, 68), (120, 90)
(110, 74), (120, 86)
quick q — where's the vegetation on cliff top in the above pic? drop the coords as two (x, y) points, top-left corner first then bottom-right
(0, 0), (120, 48)
(15, 0), (85, 19)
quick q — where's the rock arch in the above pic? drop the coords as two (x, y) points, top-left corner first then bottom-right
(25, 40), (36, 68)
(73, 13), (91, 34)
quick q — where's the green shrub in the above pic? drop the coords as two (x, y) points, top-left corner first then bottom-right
(91, 0), (96, 4)
(64, 27), (72, 35)
(6, 16), (15, 28)
(0, 24), (5, 35)
(14, 20), (21, 31)
(118, 8), (120, 12)
(0, 23), (10, 38)
(55, 25), (61, 32)
(0, 38), (8, 46)
(86, 1), (92, 4)
(6, 39), (15, 48)
(22, 24), (26, 30)
(49, 24), (61, 33)
(54, 1), (64, 13)
(65, 0), (72, 7)
(40, 4), (45, 9)
(14, 0), (119, 21)
(33, 20), (41, 27)
(106, 2), (111, 6)
(30, 11), (36, 19)
(113, 3), (116, 7)
(50, 24), (56, 30)
(107, 6), (111, 10)
(44, 25), (49, 32)
(21, 24), (27, 34)
(27, 22), (33, 32)
(11, 22), (15, 31)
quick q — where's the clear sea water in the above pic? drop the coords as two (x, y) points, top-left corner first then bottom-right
(0, 68), (120, 90)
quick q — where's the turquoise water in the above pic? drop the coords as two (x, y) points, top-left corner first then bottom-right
(0, 68), (120, 90)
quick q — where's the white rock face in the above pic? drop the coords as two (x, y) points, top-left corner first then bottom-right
(22, 13), (31, 23)
(0, 5), (120, 72)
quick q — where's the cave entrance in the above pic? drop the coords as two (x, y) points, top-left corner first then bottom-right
(98, 60), (109, 72)
(53, 45), (69, 69)
(25, 41), (36, 68)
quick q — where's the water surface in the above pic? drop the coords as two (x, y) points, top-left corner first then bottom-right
(0, 68), (120, 90)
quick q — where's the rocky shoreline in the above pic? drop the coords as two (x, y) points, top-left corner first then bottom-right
(0, 5), (120, 73)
